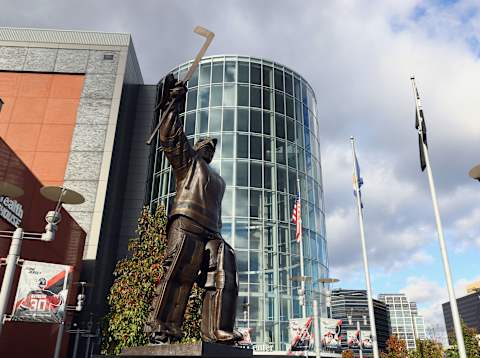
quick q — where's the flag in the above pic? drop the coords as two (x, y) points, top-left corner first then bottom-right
(414, 85), (428, 171)
(352, 152), (364, 208)
(292, 193), (302, 243)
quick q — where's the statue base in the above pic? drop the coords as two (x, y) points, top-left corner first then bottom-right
(119, 341), (253, 357)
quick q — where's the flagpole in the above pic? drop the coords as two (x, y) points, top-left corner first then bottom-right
(297, 177), (307, 319)
(410, 77), (467, 358)
(350, 137), (380, 358)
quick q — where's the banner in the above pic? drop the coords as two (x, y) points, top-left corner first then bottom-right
(347, 329), (361, 348)
(237, 327), (252, 346)
(320, 318), (342, 349)
(288, 317), (313, 352)
(12, 260), (73, 323)
(361, 330), (372, 349)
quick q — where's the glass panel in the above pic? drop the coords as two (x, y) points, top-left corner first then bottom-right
(222, 222), (232, 244)
(285, 95), (294, 118)
(238, 61), (249, 83)
(223, 109), (235, 131)
(286, 117), (295, 142)
(250, 86), (261, 108)
(237, 250), (248, 269)
(264, 164), (273, 190)
(250, 63), (261, 85)
(275, 91), (285, 114)
(274, 68), (284, 91)
(275, 114), (285, 139)
(250, 135), (262, 160)
(222, 188), (233, 216)
(222, 133), (234, 158)
(287, 142), (296, 169)
(188, 67), (199, 87)
(222, 160), (234, 185)
(198, 86), (210, 108)
(198, 110), (208, 134)
(223, 84), (235, 106)
(263, 65), (273, 87)
(237, 84), (249, 106)
(237, 108), (249, 132)
(237, 134), (248, 158)
(212, 61), (223, 83)
(277, 167), (287, 193)
(263, 111), (272, 135)
(225, 61), (236, 82)
(294, 77), (301, 100)
(276, 139), (286, 165)
(263, 88), (272, 111)
(295, 100), (303, 123)
(236, 189), (248, 217)
(263, 137), (272, 162)
(199, 62), (211, 85)
(210, 85), (222, 107)
(264, 192), (273, 219)
(288, 169), (297, 195)
(250, 190), (262, 218)
(250, 224), (262, 250)
(209, 108), (221, 132)
(250, 109), (262, 133)
(277, 193), (287, 221)
(285, 72), (293, 95)
(186, 88), (197, 111)
(237, 161), (248, 187)
(296, 122), (304, 147)
(185, 112), (196, 136)
(250, 161), (262, 188)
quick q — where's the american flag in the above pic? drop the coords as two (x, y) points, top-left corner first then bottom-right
(292, 193), (302, 243)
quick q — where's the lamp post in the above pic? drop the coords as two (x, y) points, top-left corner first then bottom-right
(468, 165), (480, 182)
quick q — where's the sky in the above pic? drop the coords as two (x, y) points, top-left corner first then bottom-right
(2, 0), (479, 338)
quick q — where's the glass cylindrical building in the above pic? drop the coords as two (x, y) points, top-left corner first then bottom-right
(148, 55), (329, 351)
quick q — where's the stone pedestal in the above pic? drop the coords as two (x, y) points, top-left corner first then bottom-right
(119, 342), (253, 357)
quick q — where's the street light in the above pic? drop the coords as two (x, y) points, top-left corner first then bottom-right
(468, 165), (480, 182)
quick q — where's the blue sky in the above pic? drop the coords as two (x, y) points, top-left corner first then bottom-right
(1, 0), (479, 338)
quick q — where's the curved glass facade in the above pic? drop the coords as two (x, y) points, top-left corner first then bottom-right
(148, 55), (329, 350)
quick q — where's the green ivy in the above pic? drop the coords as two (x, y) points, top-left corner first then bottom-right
(101, 205), (204, 355)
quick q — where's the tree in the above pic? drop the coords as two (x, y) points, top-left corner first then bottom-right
(101, 205), (203, 355)
(381, 335), (409, 358)
(410, 339), (443, 358)
(342, 349), (355, 358)
(445, 323), (480, 358)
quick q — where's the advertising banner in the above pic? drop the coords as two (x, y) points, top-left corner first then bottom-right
(12, 260), (72, 323)
(288, 317), (313, 352)
(361, 330), (372, 349)
(347, 329), (361, 348)
(320, 318), (342, 349)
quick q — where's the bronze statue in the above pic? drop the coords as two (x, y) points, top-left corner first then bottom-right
(145, 74), (241, 344)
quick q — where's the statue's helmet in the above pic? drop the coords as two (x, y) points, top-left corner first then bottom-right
(194, 137), (217, 151)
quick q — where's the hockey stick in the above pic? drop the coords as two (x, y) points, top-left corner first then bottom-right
(146, 26), (215, 145)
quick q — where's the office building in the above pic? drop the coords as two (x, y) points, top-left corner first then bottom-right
(148, 55), (329, 350)
(442, 292), (480, 343)
(330, 289), (390, 355)
(378, 293), (427, 350)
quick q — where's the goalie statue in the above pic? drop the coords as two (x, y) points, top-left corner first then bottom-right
(145, 74), (242, 344)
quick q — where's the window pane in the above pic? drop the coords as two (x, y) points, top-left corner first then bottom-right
(288, 169), (296, 195)
(237, 85), (249, 106)
(250, 162), (262, 188)
(286, 117), (295, 142)
(264, 192), (273, 219)
(286, 95), (294, 118)
(223, 109), (234, 131)
(222, 133), (234, 158)
(189, 67), (199, 88)
(264, 165), (273, 190)
(277, 167), (287, 193)
(225, 61), (236, 82)
(275, 91), (285, 114)
(250, 190), (262, 218)
(250, 135), (262, 160)
(212, 62), (223, 83)
(251, 63), (261, 85)
(263, 65), (273, 87)
(296, 122), (304, 147)
(294, 77), (301, 100)
(285, 72), (293, 95)
(264, 137), (272, 162)
(236, 161), (248, 187)
(221, 160), (234, 185)
(199, 62), (211, 85)
(186, 88), (197, 111)
(275, 114), (285, 139)
(209, 108), (221, 132)
(263, 88), (272, 111)
(237, 108), (249, 132)
(238, 61), (249, 83)
(250, 109), (262, 133)
(287, 142), (296, 169)
(276, 139), (286, 165)
(198, 110), (208, 134)
(223, 84), (235, 106)
(250, 86), (261, 108)
(185, 112), (196, 136)
(198, 86), (210, 108)
(236, 189), (248, 217)
(263, 111), (272, 135)
(237, 134), (248, 158)
(295, 100), (303, 123)
(210, 85), (222, 107)
(274, 68), (284, 91)
(222, 188), (233, 216)
(277, 193), (287, 221)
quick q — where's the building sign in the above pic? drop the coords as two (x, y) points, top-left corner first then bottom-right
(12, 260), (72, 323)
(0, 196), (23, 227)
(288, 317), (313, 352)
(320, 318), (342, 349)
